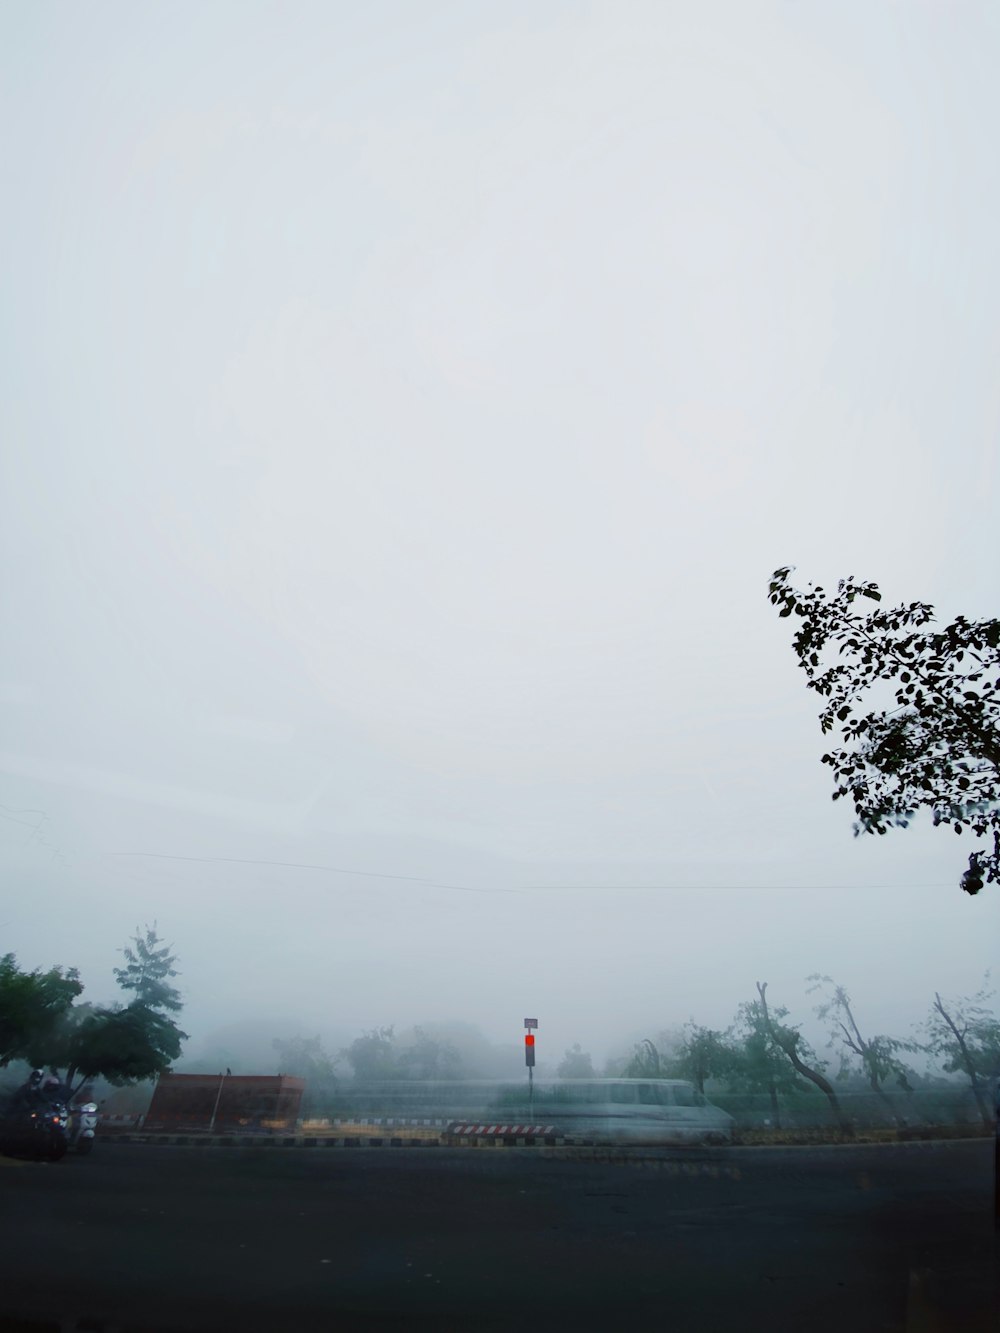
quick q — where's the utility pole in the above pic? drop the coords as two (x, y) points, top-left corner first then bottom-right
(209, 1069), (228, 1133)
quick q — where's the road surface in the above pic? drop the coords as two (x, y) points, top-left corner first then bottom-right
(0, 1139), (995, 1331)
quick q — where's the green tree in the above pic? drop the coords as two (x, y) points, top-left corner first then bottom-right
(113, 924), (183, 1012)
(59, 925), (187, 1097)
(62, 1003), (186, 1091)
(400, 1021), (512, 1079)
(673, 1024), (740, 1094)
(2, 929), (186, 1099)
(755, 982), (854, 1137)
(768, 568), (1000, 894)
(343, 1026), (399, 1081)
(729, 998), (808, 1128)
(396, 1027), (462, 1080)
(0, 953), (82, 1067)
(273, 1034), (338, 1116)
(922, 978), (1000, 1130)
(623, 1038), (668, 1079)
(807, 976), (916, 1127)
(273, 1034), (338, 1080)
(557, 1044), (596, 1079)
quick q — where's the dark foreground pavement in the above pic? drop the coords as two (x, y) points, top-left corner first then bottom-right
(0, 1140), (995, 1332)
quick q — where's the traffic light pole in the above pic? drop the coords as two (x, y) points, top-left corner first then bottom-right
(524, 1018), (537, 1122)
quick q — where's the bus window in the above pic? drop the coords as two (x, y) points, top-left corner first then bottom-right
(610, 1083), (638, 1104)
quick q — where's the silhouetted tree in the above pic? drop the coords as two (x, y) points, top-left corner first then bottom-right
(769, 568), (1000, 894)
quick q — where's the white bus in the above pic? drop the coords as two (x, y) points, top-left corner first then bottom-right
(329, 1078), (735, 1143)
(484, 1078), (735, 1144)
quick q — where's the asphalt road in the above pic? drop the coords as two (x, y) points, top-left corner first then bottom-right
(0, 1140), (995, 1332)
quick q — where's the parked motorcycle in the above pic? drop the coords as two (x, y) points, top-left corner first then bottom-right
(68, 1101), (99, 1154)
(0, 1098), (69, 1161)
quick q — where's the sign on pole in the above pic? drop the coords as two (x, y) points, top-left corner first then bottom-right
(523, 1019), (538, 1118)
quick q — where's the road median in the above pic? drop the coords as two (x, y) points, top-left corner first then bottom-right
(94, 1120), (991, 1151)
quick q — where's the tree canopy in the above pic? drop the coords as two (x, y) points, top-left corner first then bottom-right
(113, 924), (183, 1012)
(622, 1037), (669, 1080)
(273, 1034), (338, 1115)
(342, 1027), (401, 1081)
(341, 1025), (464, 1081)
(395, 1027), (462, 1081)
(671, 1025), (740, 1094)
(56, 926), (187, 1095)
(769, 568), (1000, 894)
(0, 954), (82, 1067)
(728, 997), (808, 1128)
(63, 1003), (186, 1088)
(1, 925), (187, 1098)
(556, 1044), (596, 1079)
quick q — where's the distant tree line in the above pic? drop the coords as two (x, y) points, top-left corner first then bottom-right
(9, 927), (991, 1138)
(264, 978), (998, 1134)
(595, 975), (999, 1134)
(266, 1020), (526, 1116)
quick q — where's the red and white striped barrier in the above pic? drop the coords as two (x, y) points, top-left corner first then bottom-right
(447, 1124), (556, 1137)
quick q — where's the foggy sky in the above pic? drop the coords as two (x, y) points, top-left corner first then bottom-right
(2, 1), (998, 1066)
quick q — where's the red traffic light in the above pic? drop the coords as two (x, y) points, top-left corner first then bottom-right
(524, 1034), (535, 1048)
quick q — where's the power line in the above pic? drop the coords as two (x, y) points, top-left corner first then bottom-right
(523, 882), (952, 891)
(109, 852), (949, 896)
(109, 851), (515, 894)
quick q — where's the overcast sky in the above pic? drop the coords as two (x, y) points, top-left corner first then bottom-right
(2, 0), (998, 1067)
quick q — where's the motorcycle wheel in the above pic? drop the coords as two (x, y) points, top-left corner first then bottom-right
(76, 1136), (94, 1155)
(47, 1134), (68, 1162)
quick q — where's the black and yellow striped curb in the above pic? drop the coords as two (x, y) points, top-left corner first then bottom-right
(102, 1132), (571, 1148)
(95, 1131), (992, 1151)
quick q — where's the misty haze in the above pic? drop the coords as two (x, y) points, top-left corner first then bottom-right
(1, 3), (997, 1330)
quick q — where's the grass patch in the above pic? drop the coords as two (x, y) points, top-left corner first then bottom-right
(733, 1124), (988, 1147)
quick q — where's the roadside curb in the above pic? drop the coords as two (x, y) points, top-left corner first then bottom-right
(97, 1132), (994, 1151)
(101, 1132), (564, 1148)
